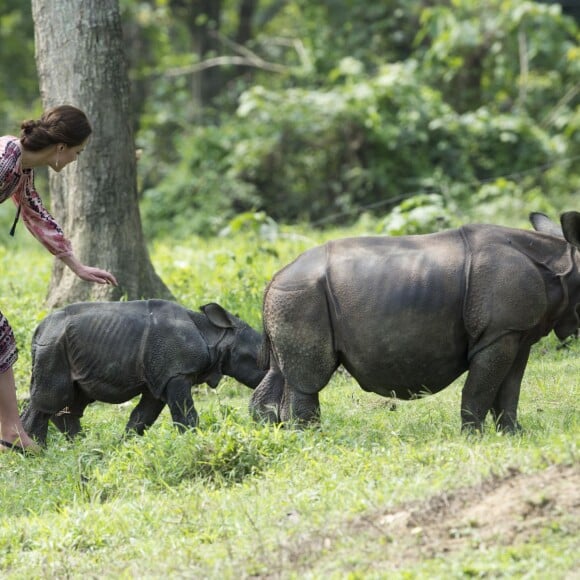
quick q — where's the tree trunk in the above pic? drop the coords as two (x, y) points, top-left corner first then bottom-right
(31, 0), (174, 307)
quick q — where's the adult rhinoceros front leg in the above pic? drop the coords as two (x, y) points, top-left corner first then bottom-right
(461, 333), (524, 432)
(489, 345), (530, 433)
(164, 376), (198, 431)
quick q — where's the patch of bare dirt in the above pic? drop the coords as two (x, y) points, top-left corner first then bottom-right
(357, 463), (578, 564)
(258, 463), (579, 577)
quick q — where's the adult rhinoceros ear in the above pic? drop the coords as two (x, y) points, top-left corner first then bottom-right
(201, 303), (234, 329)
(529, 212), (563, 237)
(561, 211), (580, 249)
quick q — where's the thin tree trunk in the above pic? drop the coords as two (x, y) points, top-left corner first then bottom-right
(31, 0), (173, 307)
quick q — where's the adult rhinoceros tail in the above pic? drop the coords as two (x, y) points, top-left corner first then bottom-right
(257, 333), (271, 370)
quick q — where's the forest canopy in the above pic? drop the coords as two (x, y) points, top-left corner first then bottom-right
(1, 0), (578, 239)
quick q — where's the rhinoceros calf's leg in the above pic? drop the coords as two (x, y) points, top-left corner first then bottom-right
(50, 412), (82, 439)
(461, 334), (523, 432)
(20, 405), (51, 445)
(164, 376), (198, 431)
(125, 390), (166, 435)
(49, 390), (94, 439)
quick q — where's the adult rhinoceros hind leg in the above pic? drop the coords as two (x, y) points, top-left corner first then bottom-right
(250, 370), (322, 427)
(164, 376), (198, 432)
(280, 384), (321, 426)
(125, 390), (166, 435)
(263, 279), (338, 424)
(461, 333), (523, 432)
(249, 367), (285, 423)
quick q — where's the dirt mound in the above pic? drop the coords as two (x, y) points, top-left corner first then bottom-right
(355, 463), (579, 567)
(264, 463), (579, 576)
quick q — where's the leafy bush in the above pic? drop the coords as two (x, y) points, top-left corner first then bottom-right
(135, 0), (579, 238)
(140, 68), (573, 238)
(139, 124), (262, 238)
(93, 409), (293, 494)
(378, 193), (457, 235)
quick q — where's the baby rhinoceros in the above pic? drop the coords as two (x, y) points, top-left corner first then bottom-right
(21, 299), (266, 445)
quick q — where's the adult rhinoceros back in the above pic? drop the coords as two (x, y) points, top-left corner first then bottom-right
(265, 229), (469, 397)
(250, 212), (580, 432)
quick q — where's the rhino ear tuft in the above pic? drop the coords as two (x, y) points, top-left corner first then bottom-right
(561, 211), (580, 249)
(201, 303), (234, 329)
(529, 212), (563, 237)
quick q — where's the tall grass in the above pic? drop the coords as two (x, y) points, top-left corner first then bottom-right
(0, 227), (577, 578)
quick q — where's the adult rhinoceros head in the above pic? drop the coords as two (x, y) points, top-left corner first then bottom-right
(531, 211), (580, 340)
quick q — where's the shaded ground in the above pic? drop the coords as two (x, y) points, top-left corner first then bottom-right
(260, 463), (579, 577)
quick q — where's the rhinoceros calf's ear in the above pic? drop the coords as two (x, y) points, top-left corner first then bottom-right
(561, 211), (580, 249)
(201, 303), (234, 329)
(529, 212), (563, 237)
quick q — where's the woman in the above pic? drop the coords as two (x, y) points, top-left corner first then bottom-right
(0, 105), (118, 453)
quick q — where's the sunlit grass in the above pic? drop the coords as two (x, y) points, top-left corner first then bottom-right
(0, 231), (577, 578)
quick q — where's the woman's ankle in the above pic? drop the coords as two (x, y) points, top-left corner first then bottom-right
(0, 428), (34, 447)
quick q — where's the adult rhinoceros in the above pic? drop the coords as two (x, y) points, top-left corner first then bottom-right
(21, 300), (265, 444)
(250, 212), (580, 432)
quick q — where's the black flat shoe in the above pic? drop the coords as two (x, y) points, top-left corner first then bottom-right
(0, 439), (26, 454)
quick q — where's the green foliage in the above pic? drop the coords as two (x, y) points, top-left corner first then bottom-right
(139, 123), (262, 238)
(0, 1), (40, 135)
(94, 410), (293, 495)
(135, 0), (578, 238)
(378, 193), (457, 235)
(140, 62), (460, 233)
(417, 0), (580, 112)
(295, 0), (426, 75)
(2, 0), (578, 239)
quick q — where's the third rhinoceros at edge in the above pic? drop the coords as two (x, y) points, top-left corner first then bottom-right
(250, 212), (580, 433)
(21, 300), (266, 445)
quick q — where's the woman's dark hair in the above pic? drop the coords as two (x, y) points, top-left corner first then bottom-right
(20, 105), (92, 151)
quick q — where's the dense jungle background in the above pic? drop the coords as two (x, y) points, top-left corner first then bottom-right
(1, 0), (579, 241)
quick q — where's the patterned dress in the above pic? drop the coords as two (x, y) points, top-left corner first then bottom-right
(0, 136), (73, 372)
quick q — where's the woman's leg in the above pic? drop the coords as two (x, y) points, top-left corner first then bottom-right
(0, 366), (38, 450)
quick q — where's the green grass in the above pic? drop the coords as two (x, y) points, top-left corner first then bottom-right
(0, 229), (578, 579)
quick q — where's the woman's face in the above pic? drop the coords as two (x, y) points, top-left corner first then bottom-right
(49, 139), (89, 172)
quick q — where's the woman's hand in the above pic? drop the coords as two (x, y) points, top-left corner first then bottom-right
(74, 265), (118, 285)
(61, 255), (118, 286)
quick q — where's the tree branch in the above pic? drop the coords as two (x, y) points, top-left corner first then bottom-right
(163, 54), (287, 78)
(161, 31), (292, 78)
(541, 82), (580, 128)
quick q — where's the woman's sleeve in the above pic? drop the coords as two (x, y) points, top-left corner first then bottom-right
(13, 173), (73, 258)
